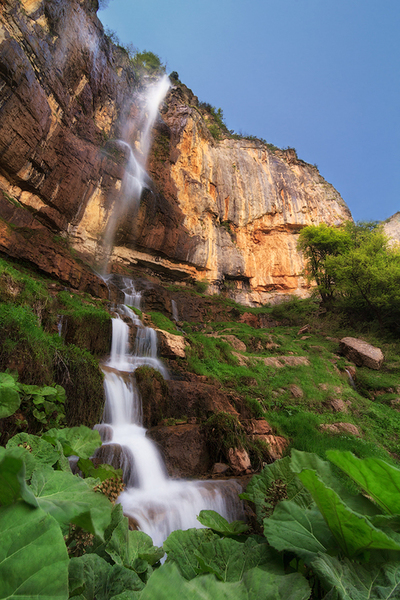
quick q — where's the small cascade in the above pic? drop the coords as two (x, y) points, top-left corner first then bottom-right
(171, 299), (179, 322)
(98, 278), (244, 546)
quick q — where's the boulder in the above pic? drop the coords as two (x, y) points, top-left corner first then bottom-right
(340, 337), (384, 370)
(228, 447), (252, 474)
(320, 422), (361, 437)
(146, 424), (211, 477)
(156, 329), (187, 359)
(211, 462), (230, 476)
(290, 384), (303, 398)
(244, 419), (273, 435)
(330, 398), (348, 413)
(259, 435), (289, 461)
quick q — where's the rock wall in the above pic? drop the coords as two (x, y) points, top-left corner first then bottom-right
(0, 0), (352, 303)
(384, 212), (400, 247)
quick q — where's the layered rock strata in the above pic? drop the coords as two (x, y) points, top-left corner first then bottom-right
(0, 0), (352, 303)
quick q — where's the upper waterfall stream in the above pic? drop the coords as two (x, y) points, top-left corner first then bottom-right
(97, 277), (243, 547)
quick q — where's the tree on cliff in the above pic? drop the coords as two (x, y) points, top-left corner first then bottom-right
(298, 222), (400, 330)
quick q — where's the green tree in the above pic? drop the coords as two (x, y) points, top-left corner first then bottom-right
(297, 222), (400, 330)
(297, 223), (351, 303)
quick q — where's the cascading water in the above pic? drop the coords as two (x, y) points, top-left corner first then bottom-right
(100, 75), (171, 273)
(95, 76), (243, 546)
(98, 278), (244, 547)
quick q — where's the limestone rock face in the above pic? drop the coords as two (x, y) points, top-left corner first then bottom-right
(384, 212), (400, 247)
(0, 0), (352, 302)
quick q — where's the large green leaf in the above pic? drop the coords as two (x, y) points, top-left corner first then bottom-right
(68, 553), (143, 600)
(241, 455), (312, 523)
(298, 469), (400, 557)
(140, 562), (311, 600)
(0, 501), (69, 600)
(263, 499), (335, 562)
(0, 447), (38, 507)
(195, 536), (283, 582)
(312, 554), (400, 600)
(105, 517), (164, 573)
(30, 468), (112, 538)
(291, 450), (379, 517)
(163, 527), (218, 579)
(44, 426), (101, 459)
(0, 384), (20, 418)
(197, 509), (249, 536)
(327, 451), (400, 515)
(7, 433), (61, 478)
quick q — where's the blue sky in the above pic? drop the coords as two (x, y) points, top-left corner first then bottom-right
(99, 0), (400, 222)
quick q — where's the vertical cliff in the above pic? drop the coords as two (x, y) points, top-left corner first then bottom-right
(0, 0), (352, 303)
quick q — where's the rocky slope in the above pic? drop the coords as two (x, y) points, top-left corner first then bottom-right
(384, 212), (400, 246)
(0, 0), (351, 304)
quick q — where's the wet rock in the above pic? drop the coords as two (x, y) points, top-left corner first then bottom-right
(340, 337), (384, 370)
(228, 447), (252, 475)
(147, 424), (211, 477)
(320, 422), (361, 437)
(94, 424), (113, 442)
(94, 444), (137, 486)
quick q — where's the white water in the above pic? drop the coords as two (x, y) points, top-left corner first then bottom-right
(99, 277), (244, 547)
(101, 75), (171, 273)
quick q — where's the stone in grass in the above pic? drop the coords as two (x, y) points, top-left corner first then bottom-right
(339, 337), (384, 370)
(330, 398), (348, 413)
(289, 384), (303, 398)
(320, 422), (361, 437)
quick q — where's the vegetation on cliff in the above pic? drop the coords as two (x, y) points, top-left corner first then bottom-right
(0, 257), (110, 443)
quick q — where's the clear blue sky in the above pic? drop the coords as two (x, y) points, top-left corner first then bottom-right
(99, 0), (400, 222)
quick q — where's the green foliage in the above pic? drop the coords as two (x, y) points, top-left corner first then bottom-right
(0, 502), (69, 600)
(131, 50), (165, 75)
(0, 370), (66, 429)
(0, 373), (21, 418)
(197, 510), (249, 536)
(57, 290), (111, 356)
(58, 344), (104, 428)
(297, 223), (351, 303)
(148, 311), (182, 335)
(194, 278), (209, 294)
(202, 412), (247, 462)
(298, 222), (400, 331)
(0, 303), (58, 385)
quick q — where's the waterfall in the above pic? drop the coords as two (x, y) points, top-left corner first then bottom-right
(101, 75), (171, 273)
(98, 277), (244, 547)
(95, 76), (243, 545)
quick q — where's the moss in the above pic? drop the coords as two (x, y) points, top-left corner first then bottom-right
(57, 290), (112, 356)
(202, 412), (247, 463)
(57, 344), (104, 428)
(0, 304), (59, 385)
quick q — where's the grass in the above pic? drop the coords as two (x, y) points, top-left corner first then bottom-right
(149, 311), (183, 336)
(177, 292), (400, 463)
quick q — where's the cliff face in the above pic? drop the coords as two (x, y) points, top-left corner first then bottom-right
(0, 0), (352, 303)
(384, 213), (400, 247)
